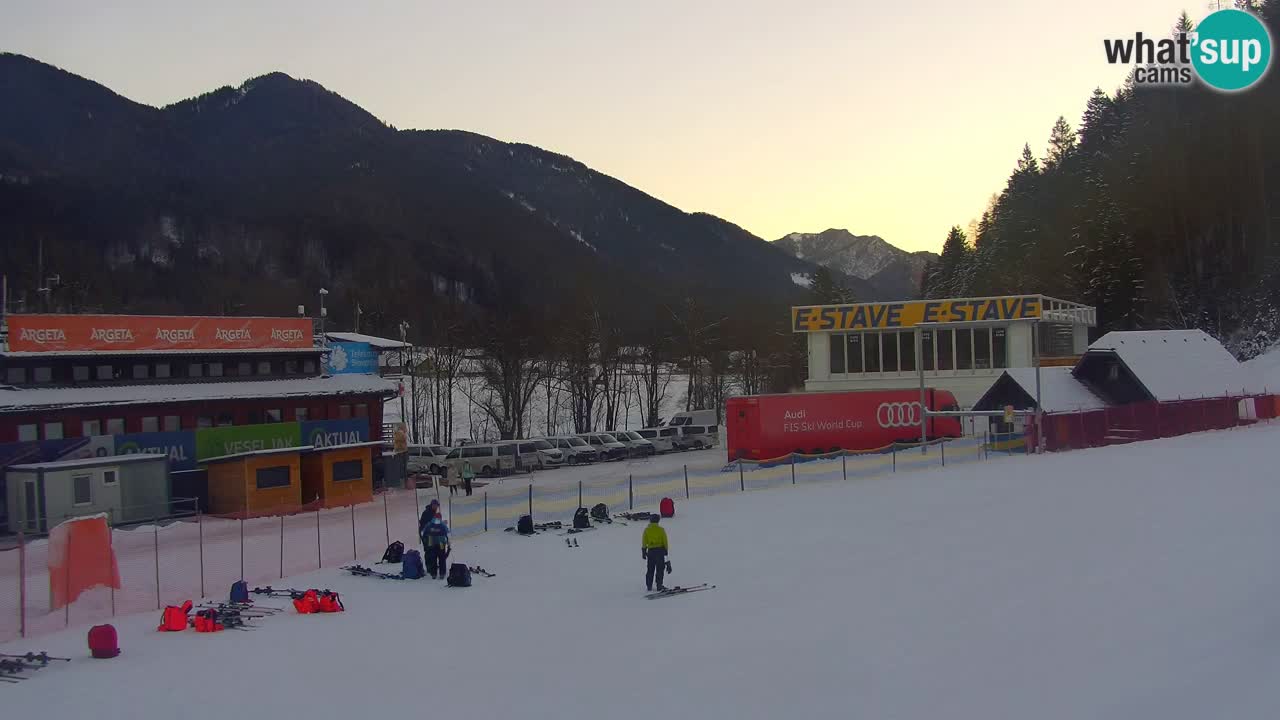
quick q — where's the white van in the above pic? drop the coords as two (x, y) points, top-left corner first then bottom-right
(664, 409), (718, 428)
(678, 424), (720, 450)
(406, 443), (451, 475)
(444, 443), (516, 477)
(545, 436), (599, 464)
(577, 432), (629, 461)
(636, 426), (682, 453)
(499, 439), (565, 471)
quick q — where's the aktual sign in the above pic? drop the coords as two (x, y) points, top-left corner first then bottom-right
(791, 296), (1042, 333)
(302, 419), (370, 449)
(117, 431), (197, 471)
(6, 314), (314, 353)
(324, 342), (378, 375)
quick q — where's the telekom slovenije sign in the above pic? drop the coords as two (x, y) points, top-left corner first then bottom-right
(6, 314), (314, 353)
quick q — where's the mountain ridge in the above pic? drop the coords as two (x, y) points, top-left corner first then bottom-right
(774, 228), (937, 299)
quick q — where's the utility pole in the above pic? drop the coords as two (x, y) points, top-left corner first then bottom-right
(399, 320), (410, 439)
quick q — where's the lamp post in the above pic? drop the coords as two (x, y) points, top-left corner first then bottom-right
(398, 321), (410, 437)
(318, 288), (329, 339)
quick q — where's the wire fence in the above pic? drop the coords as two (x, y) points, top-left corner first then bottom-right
(0, 428), (1098, 643)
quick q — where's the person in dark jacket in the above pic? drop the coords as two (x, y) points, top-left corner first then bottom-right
(641, 514), (670, 592)
(423, 513), (450, 579)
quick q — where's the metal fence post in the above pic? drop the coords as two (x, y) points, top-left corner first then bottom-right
(684, 466), (690, 499)
(892, 445), (897, 472)
(64, 527), (71, 627)
(383, 492), (391, 546)
(18, 529), (26, 637)
(941, 440), (946, 467)
(842, 453), (847, 480)
(578, 480), (583, 509)
(315, 505), (322, 569)
(153, 515), (161, 610)
(279, 515), (285, 579)
(629, 474), (634, 509)
(484, 492), (488, 532)
(739, 462), (745, 492)
(197, 509), (206, 598)
(528, 484), (533, 520)
(108, 508), (116, 616)
(791, 454), (796, 485)
(350, 500), (357, 561)
(239, 516), (245, 580)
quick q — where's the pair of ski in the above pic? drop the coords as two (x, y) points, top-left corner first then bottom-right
(342, 564), (405, 580)
(645, 583), (714, 599)
(469, 566), (496, 578)
(565, 538), (580, 548)
(562, 527), (593, 536)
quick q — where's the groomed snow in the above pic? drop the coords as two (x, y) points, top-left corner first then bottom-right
(6, 424), (1280, 719)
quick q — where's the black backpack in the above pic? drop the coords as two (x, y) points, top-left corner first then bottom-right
(590, 503), (609, 521)
(379, 541), (404, 564)
(447, 563), (472, 587)
(517, 514), (535, 535)
(573, 507), (591, 529)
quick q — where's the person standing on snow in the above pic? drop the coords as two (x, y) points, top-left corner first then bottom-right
(424, 513), (451, 579)
(461, 460), (475, 496)
(419, 499), (440, 551)
(641, 514), (670, 592)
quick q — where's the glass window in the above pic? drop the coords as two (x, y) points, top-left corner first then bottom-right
(956, 328), (973, 370)
(83, 419), (102, 436)
(533, 440), (553, 450)
(257, 361), (272, 375)
(937, 329), (954, 371)
(265, 408), (283, 423)
(446, 449), (460, 460)
(354, 404), (368, 418)
(295, 407), (309, 422)
(883, 332), (899, 372)
(96, 365), (113, 380)
(829, 334), (846, 375)
(43, 422), (63, 440)
(197, 416), (214, 429)
(163, 415), (181, 432)
(106, 418), (125, 435)
(255, 466), (292, 490)
(132, 364), (149, 380)
(498, 444), (516, 456)
(155, 363), (171, 379)
(863, 333), (880, 373)
(237, 362), (252, 376)
(189, 363), (204, 378)
(993, 328), (1008, 369)
(332, 459), (363, 482)
(338, 405), (352, 420)
(73, 474), (92, 505)
(102, 470), (118, 486)
(845, 334), (863, 373)
(285, 359), (300, 375)
(303, 359), (317, 374)
(216, 413), (233, 427)
(899, 331), (916, 372)
(18, 424), (38, 442)
(73, 365), (90, 382)
(141, 417), (160, 433)
(34, 367), (53, 383)
(208, 362), (223, 377)
(247, 410), (261, 425)
(921, 331), (935, 371)
(568, 437), (588, 446)
(974, 328), (992, 369)
(5, 367), (26, 384)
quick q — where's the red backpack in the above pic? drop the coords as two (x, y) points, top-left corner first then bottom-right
(660, 497), (675, 518)
(317, 591), (344, 613)
(88, 624), (120, 658)
(293, 589), (320, 614)
(193, 609), (224, 633)
(157, 600), (193, 631)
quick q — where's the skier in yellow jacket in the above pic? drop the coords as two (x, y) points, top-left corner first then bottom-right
(641, 514), (670, 591)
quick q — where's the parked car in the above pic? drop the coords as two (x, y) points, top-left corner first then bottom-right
(499, 439), (565, 471)
(443, 443), (516, 477)
(614, 430), (657, 456)
(678, 424), (721, 450)
(636, 426), (682, 453)
(545, 436), (599, 464)
(663, 409), (718, 427)
(577, 432), (629, 461)
(406, 443), (451, 475)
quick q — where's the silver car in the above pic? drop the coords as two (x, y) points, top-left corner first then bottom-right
(545, 436), (599, 464)
(577, 432), (629, 461)
(406, 443), (451, 475)
(615, 430), (657, 456)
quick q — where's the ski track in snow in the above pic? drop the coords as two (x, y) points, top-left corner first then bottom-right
(6, 424), (1280, 719)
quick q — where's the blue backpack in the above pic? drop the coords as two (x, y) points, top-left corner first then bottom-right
(401, 549), (425, 580)
(230, 580), (249, 604)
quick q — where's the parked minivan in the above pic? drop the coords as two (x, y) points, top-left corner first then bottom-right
(499, 439), (565, 472)
(577, 432), (629, 461)
(406, 443), (451, 475)
(636, 426), (682, 453)
(664, 409), (718, 427)
(444, 443), (516, 477)
(614, 430), (656, 456)
(678, 424), (720, 450)
(545, 436), (599, 464)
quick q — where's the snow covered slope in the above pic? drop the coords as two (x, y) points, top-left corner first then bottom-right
(7, 425), (1280, 720)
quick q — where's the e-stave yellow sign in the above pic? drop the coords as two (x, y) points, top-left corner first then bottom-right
(791, 296), (1042, 333)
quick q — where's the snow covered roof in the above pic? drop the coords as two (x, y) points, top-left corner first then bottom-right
(202, 446), (315, 464)
(1083, 330), (1260, 402)
(303, 441), (382, 453)
(325, 332), (409, 350)
(979, 367), (1109, 413)
(0, 374), (399, 413)
(9, 453), (169, 471)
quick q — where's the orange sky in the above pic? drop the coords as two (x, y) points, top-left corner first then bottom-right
(2, 0), (1199, 252)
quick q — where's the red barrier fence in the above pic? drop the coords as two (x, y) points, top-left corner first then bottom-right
(1034, 395), (1274, 452)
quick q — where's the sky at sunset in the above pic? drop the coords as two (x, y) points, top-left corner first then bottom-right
(3, 0), (1200, 252)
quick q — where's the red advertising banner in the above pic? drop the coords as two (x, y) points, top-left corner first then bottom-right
(6, 315), (314, 353)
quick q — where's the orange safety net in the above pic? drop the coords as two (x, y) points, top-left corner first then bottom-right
(48, 515), (121, 610)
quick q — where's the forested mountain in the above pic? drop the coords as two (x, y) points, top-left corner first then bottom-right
(775, 229), (937, 298)
(923, 2), (1280, 359)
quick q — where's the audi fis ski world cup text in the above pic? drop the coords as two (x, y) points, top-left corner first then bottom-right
(781, 409), (865, 434)
(1104, 8), (1272, 91)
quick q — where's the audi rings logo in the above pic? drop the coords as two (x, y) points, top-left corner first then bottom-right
(877, 402), (922, 428)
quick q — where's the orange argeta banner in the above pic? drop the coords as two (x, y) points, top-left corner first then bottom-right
(7, 314), (314, 353)
(48, 514), (121, 610)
